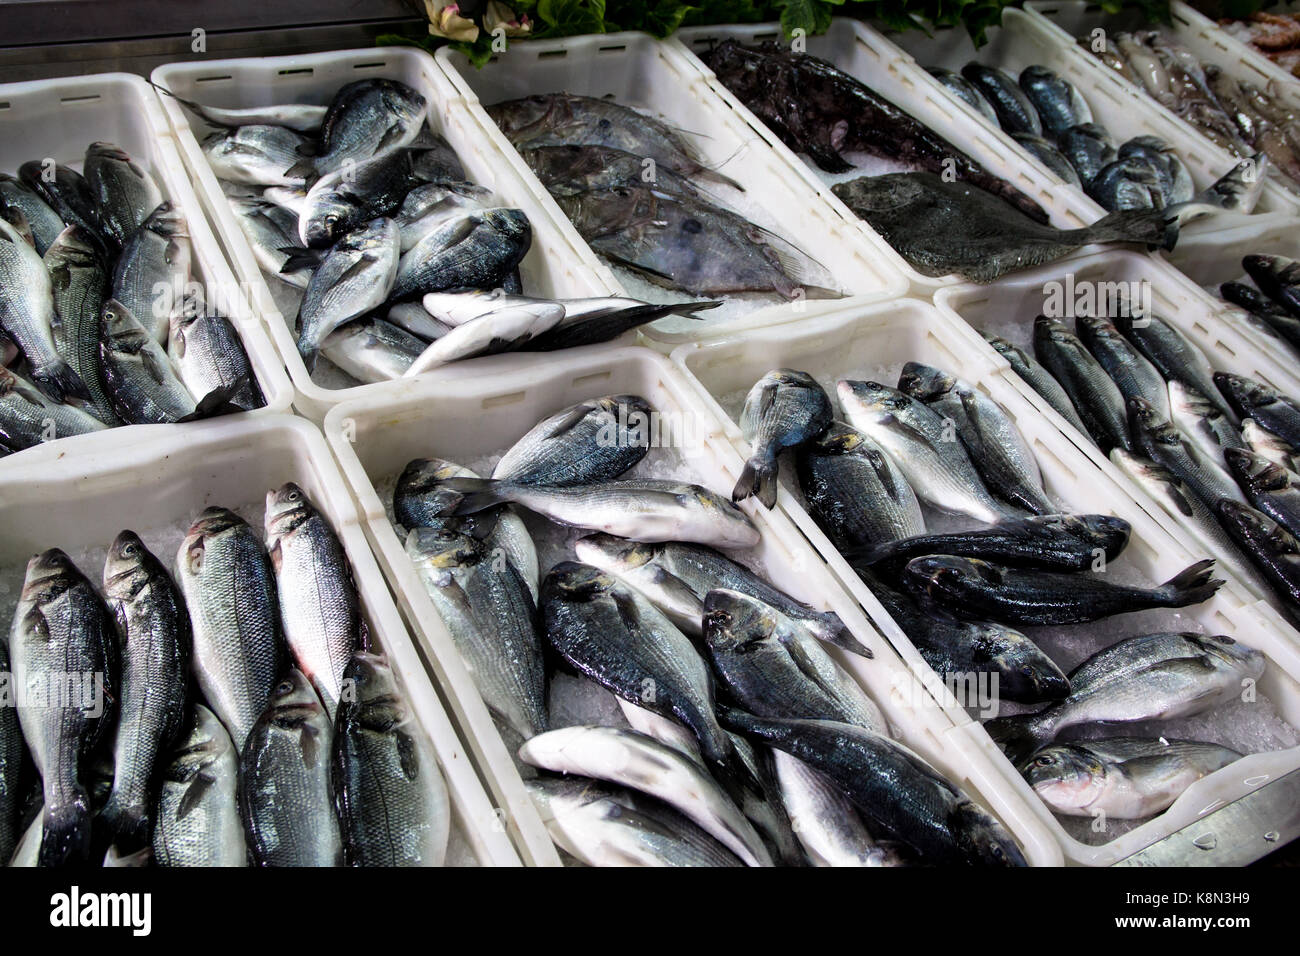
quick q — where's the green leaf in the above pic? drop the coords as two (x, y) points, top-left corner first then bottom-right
(775, 0), (833, 36)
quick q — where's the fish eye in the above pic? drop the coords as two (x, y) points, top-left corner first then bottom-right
(276, 679), (294, 694)
(287, 489), (301, 502)
(122, 542), (136, 556)
(1019, 665), (1034, 677)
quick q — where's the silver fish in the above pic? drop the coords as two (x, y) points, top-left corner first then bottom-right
(0, 639), (23, 864)
(11, 549), (117, 867)
(321, 316), (422, 382)
(1034, 315), (1132, 453)
(292, 79), (427, 178)
(176, 507), (286, 751)
(99, 298), (200, 424)
(265, 483), (362, 719)
(403, 300), (562, 374)
(735, 369), (833, 509)
(493, 394), (652, 486)
(395, 181), (491, 251)
(0, 367), (106, 454)
(202, 125), (313, 187)
(1243, 417), (1300, 473)
(1020, 736), (1241, 819)
(44, 226), (118, 425)
(0, 173), (64, 254)
(984, 331), (1092, 438)
(837, 379), (1016, 523)
(83, 142), (163, 249)
(111, 201), (191, 344)
(168, 302), (264, 412)
(99, 531), (191, 849)
(1169, 379), (1246, 467)
(238, 669), (342, 867)
(152, 705), (246, 867)
(152, 83), (327, 132)
(391, 208), (532, 302)
(228, 197), (310, 289)
(333, 652), (450, 867)
(519, 725), (772, 866)
(442, 477), (761, 550)
(772, 750), (903, 867)
(405, 527), (548, 742)
(1077, 314), (1170, 420)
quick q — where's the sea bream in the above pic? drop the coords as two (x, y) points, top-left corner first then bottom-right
(734, 369), (833, 508)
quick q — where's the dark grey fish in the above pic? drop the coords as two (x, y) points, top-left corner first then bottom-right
(541, 562), (754, 792)
(0, 366), (106, 453)
(299, 147), (439, 248)
(290, 78), (427, 178)
(1215, 372), (1300, 446)
(43, 226), (118, 425)
(0, 173), (64, 254)
(1118, 137), (1194, 204)
(898, 361), (1053, 514)
(1216, 498), (1300, 607)
(1058, 123), (1117, 186)
(702, 589), (886, 732)
(927, 67), (999, 125)
(1243, 417), (1300, 473)
(83, 142), (163, 249)
(176, 507), (287, 752)
(963, 64), (1042, 136)
(1019, 65), (1092, 138)
(902, 554), (1223, 626)
(1088, 157), (1165, 211)
(17, 161), (108, 250)
(99, 299), (201, 424)
(721, 708), (1027, 866)
(860, 513), (1131, 574)
(794, 420), (925, 555)
(333, 652), (450, 867)
(1077, 313), (1170, 420)
(1243, 253), (1300, 318)
(168, 303), (264, 412)
(1116, 313), (1237, 424)
(394, 181), (491, 251)
(10, 550), (118, 867)
(239, 669), (342, 867)
(860, 570), (1069, 705)
(152, 705), (246, 867)
(1012, 133), (1081, 186)
(111, 201), (191, 344)
(734, 369), (832, 508)
(390, 208), (531, 301)
(983, 332), (1092, 436)
(986, 631), (1264, 762)
(1034, 315), (1132, 452)
(521, 144), (709, 200)
(518, 297), (722, 351)
(1128, 396), (1245, 510)
(99, 531), (190, 850)
(1224, 447), (1300, 539)
(831, 173), (1170, 283)
(1169, 379), (1246, 466)
(0, 639), (28, 864)
(493, 394), (651, 487)
(572, 533), (865, 656)
(1220, 281), (1300, 352)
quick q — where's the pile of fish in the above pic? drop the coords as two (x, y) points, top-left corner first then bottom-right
(1219, 251), (1300, 358)
(486, 91), (838, 299)
(170, 79), (713, 384)
(394, 392), (1027, 865)
(1086, 30), (1300, 188)
(983, 303), (1300, 616)
(936, 59), (1264, 219)
(727, 363), (1262, 824)
(1, 484), (449, 868)
(0, 144), (264, 455)
(1221, 11), (1300, 77)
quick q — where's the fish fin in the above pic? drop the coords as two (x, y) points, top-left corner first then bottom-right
(732, 453), (778, 508)
(31, 360), (91, 404)
(297, 335), (318, 374)
(335, 251), (384, 286)
(1078, 206), (1177, 250)
(38, 794), (93, 867)
(982, 715), (1044, 764)
(283, 157), (317, 181)
(375, 121), (410, 155)
(545, 402), (599, 438)
(98, 797), (150, 852)
(443, 477), (509, 516)
(176, 770), (216, 820)
(148, 81), (224, 125)
(598, 251), (678, 286)
(806, 619), (873, 658)
(806, 139), (856, 174)
(1157, 558), (1224, 608)
(177, 377), (248, 422)
(610, 588), (645, 638)
(279, 247), (323, 275)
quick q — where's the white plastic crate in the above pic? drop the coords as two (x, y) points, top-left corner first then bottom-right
(0, 414), (518, 867)
(321, 345), (1063, 867)
(934, 250), (1300, 610)
(0, 72), (293, 459)
(675, 18), (1102, 291)
(151, 48), (620, 422)
(434, 31), (911, 346)
(668, 296), (1300, 865)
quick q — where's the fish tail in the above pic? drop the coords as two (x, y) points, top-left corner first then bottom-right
(33, 359), (92, 404)
(732, 452), (779, 508)
(801, 612), (874, 659)
(983, 714), (1046, 764)
(297, 336), (319, 374)
(177, 376), (251, 422)
(1157, 558), (1224, 608)
(1077, 207), (1177, 250)
(443, 477), (512, 516)
(38, 795), (93, 867)
(98, 795), (150, 852)
(283, 157), (318, 182)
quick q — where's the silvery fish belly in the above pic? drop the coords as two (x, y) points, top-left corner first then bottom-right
(525, 777), (744, 867)
(176, 507), (286, 752)
(518, 725), (772, 866)
(333, 653), (450, 867)
(153, 705), (246, 867)
(1020, 736), (1241, 820)
(265, 483), (362, 720)
(772, 750), (904, 867)
(405, 528), (548, 742)
(44, 225), (119, 426)
(11, 549), (117, 867)
(239, 670), (342, 867)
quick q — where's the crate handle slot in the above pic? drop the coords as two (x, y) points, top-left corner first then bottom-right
(0, 102), (9, 111)
(538, 49), (568, 60)
(484, 391), (527, 409)
(598, 44), (627, 53)
(278, 68), (314, 76)
(352, 61), (387, 70)
(572, 370), (613, 388)
(195, 74), (233, 84)
(60, 94), (101, 104)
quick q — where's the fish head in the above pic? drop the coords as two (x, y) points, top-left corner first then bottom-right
(573, 533), (656, 574)
(378, 81), (427, 129)
(340, 651), (406, 725)
(1242, 418), (1299, 462)
(694, 492), (761, 549)
(1187, 633), (1267, 679)
(1214, 499), (1296, 558)
(949, 801), (1028, 867)
(905, 555), (999, 602)
(44, 224), (103, 270)
(973, 624), (1071, 702)
(179, 507), (248, 577)
(486, 95), (558, 138)
(102, 529), (151, 598)
(482, 207), (531, 246)
(1243, 253), (1290, 287)
(701, 588), (778, 653)
(405, 526), (483, 570)
(1213, 371), (1270, 417)
(1223, 446), (1288, 495)
(397, 457), (471, 495)
(265, 668), (326, 724)
(301, 181), (357, 247)
(556, 186), (657, 238)
(896, 362), (954, 403)
(265, 481), (316, 537)
(811, 421), (869, 457)
(1019, 745), (1107, 813)
(829, 174), (922, 212)
(99, 299), (150, 346)
(21, 547), (79, 598)
(542, 561), (616, 605)
(836, 379), (900, 418)
(141, 201), (186, 239)
(1125, 395), (1167, 435)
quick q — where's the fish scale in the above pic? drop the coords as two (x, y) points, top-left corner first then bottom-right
(169, 307), (264, 412)
(111, 202), (191, 344)
(84, 142), (163, 249)
(0, 639), (26, 864)
(735, 369), (832, 509)
(44, 226), (119, 425)
(493, 394), (651, 487)
(0, 173), (64, 255)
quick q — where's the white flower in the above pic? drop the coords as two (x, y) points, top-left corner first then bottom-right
(424, 0), (480, 42)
